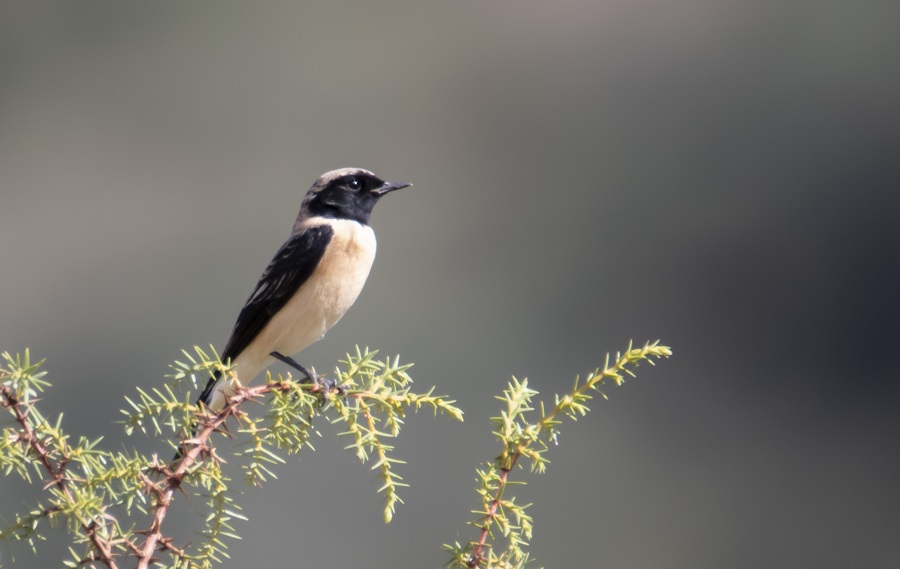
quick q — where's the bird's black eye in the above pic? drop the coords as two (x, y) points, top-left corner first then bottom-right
(347, 178), (361, 190)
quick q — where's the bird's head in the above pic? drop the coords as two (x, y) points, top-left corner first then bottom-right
(299, 168), (411, 225)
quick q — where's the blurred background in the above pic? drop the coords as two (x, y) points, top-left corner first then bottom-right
(1, 1), (899, 568)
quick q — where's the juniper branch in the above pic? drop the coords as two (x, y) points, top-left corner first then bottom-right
(132, 379), (322, 569)
(133, 349), (463, 567)
(462, 340), (672, 568)
(0, 384), (120, 569)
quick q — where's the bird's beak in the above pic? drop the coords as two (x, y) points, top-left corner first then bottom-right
(373, 180), (412, 196)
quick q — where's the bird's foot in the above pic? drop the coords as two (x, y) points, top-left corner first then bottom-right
(314, 375), (346, 396)
(270, 352), (345, 396)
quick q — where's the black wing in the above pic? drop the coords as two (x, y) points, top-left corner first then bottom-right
(196, 225), (333, 408)
(221, 224), (334, 362)
(192, 225), (334, 440)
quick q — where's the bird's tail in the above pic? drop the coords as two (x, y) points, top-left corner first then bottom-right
(172, 370), (222, 462)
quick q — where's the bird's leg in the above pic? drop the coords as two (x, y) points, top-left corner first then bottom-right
(270, 351), (316, 382)
(270, 351), (344, 395)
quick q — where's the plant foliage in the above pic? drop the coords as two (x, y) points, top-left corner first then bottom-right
(0, 341), (669, 568)
(0, 347), (462, 568)
(444, 340), (672, 569)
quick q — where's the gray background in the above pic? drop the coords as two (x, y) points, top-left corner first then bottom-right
(2, 2), (899, 568)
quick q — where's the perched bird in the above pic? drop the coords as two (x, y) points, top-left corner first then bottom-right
(196, 168), (411, 413)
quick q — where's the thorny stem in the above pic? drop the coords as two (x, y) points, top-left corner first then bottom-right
(3, 370), (400, 568)
(1, 385), (120, 569)
(467, 451), (521, 568)
(135, 378), (337, 568)
(134, 380), (297, 569)
(466, 342), (670, 567)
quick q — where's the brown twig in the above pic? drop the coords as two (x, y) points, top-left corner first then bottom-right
(465, 344), (671, 567)
(467, 450), (522, 568)
(1, 385), (120, 569)
(4, 368), (337, 568)
(132, 380), (322, 569)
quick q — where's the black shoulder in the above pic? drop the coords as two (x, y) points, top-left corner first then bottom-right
(221, 224), (334, 362)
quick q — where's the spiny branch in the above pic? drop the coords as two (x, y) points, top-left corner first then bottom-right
(0, 384), (120, 569)
(464, 340), (672, 568)
(467, 452), (521, 568)
(132, 379), (324, 569)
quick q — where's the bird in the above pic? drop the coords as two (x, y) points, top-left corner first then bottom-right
(195, 167), (411, 414)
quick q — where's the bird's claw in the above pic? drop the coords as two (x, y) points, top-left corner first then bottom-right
(309, 373), (346, 397)
(269, 352), (345, 398)
(316, 375), (346, 396)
